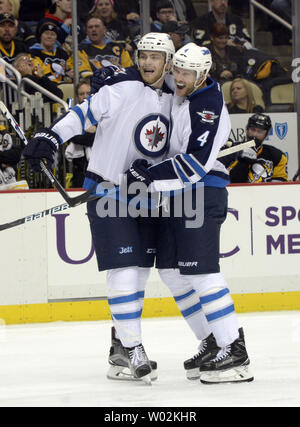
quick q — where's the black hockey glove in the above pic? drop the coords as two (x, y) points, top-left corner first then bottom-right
(90, 65), (119, 94)
(126, 159), (153, 187)
(23, 129), (60, 172)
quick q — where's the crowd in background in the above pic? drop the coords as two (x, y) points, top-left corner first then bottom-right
(0, 0), (295, 187)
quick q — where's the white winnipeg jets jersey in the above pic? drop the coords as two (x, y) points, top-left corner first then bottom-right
(149, 77), (231, 192)
(51, 67), (173, 188)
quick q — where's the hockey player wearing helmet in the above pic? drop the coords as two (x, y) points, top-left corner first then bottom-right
(23, 32), (176, 385)
(229, 113), (288, 183)
(128, 43), (254, 384)
(136, 32), (175, 86)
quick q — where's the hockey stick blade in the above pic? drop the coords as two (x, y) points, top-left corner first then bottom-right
(0, 101), (97, 207)
(217, 140), (255, 158)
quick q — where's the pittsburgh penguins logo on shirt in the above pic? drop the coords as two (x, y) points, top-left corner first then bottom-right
(134, 114), (169, 158)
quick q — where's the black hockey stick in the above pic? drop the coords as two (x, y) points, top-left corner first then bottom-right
(0, 201), (70, 231)
(0, 101), (96, 207)
(0, 139), (256, 232)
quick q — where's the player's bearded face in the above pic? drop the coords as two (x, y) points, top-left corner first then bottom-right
(247, 126), (267, 148)
(173, 66), (198, 97)
(138, 51), (166, 87)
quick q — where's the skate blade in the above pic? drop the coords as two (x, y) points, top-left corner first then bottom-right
(200, 365), (254, 384)
(107, 365), (157, 383)
(141, 374), (152, 386)
(186, 368), (201, 380)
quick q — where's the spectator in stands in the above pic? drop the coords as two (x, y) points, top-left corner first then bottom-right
(226, 78), (265, 114)
(151, 0), (177, 32)
(226, 113), (288, 183)
(161, 20), (189, 50)
(0, 0), (36, 47)
(190, 0), (251, 48)
(92, 0), (132, 51)
(29, 22), (72, 84)
(209, 23), (244, 84)
(111, 0), (141, 42)
(150, 0), (197, 24)
(72, 16), (133, 80)
(114, 0), (140, 20)
(0, 12), (27, 70)
(65, 79), (96, 188)
(13, 52), (63, 101)
(37, 0), (85, 49)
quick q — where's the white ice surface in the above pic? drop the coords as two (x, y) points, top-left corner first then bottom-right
(0, 311), (300, 407)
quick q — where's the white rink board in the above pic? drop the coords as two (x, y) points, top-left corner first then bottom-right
(0, 183), (300, 305)
(230, 113), (298, 180)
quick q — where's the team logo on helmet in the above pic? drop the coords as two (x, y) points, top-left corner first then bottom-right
(134, 114), (169, 158)
(275, 122), (288, 140)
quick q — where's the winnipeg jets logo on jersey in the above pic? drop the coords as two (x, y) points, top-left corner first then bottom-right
(134, 114), (169, 158)
(197, 111), (219, 125)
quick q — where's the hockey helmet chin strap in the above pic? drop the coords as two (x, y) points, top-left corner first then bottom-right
(192, 70), (209, 93)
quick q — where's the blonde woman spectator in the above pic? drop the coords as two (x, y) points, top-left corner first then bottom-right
(0, 0), (36, 46)
(226, 78), (264, 114)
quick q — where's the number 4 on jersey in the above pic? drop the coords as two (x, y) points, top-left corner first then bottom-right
(197, 131), (210, 147)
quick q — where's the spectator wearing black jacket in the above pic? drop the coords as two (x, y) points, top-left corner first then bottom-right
(0, 0), (37, 47)
(92, 0), (132, 51)
(209, 23), (244, 84)
(191, 0), (251, 47)
(0, 13), (28, 69)
(150, 0), (197, 24)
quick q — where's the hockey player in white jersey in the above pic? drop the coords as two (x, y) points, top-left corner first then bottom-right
(22, 32), (178, 385)
(127, 43), (254, 384)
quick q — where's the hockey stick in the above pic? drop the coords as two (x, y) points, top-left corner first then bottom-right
(0, 201), (70, 231)
(0, 101), (96, 207)
(217, 140), (255, 158)
(0, 139), (256, 232)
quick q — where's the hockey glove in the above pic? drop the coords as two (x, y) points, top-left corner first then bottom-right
(90, 65), (119, 94)
(239, 147), (258, 164)
(126, 159), (153, 187)
(23, 129), (60, 172)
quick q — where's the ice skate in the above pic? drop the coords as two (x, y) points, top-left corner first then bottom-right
(126, 344), (153, 385)
(183, 333), (220, 380)
(199, 328), (254, 384)
(107, 328), (157, 383)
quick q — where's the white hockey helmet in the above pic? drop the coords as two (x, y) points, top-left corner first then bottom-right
(173, 43), (212, 82)
(137, 32), (175, 64)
